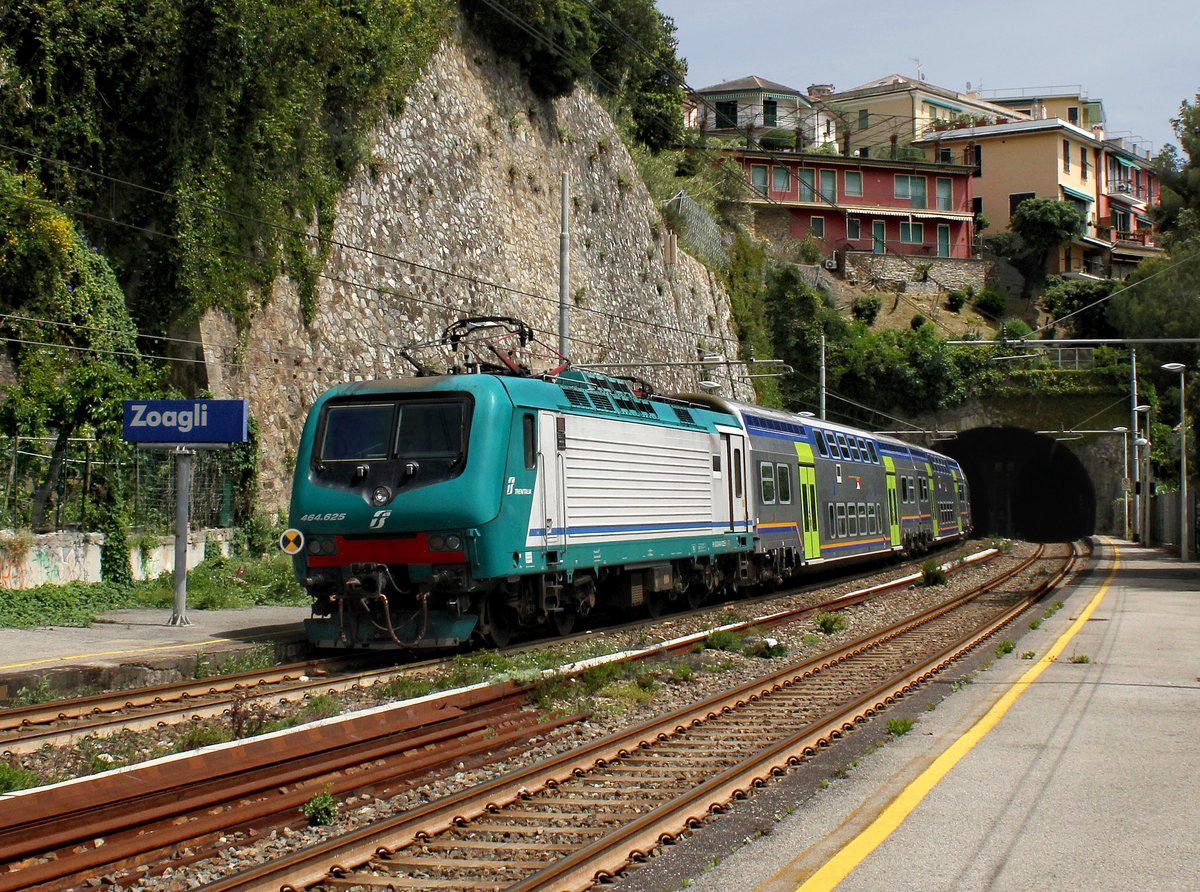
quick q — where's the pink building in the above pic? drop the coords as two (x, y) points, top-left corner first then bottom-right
(727, 149), (977, 260)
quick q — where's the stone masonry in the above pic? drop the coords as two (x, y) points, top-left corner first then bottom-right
(198, 20), (749, 512)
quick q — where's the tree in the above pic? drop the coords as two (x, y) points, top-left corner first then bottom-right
(1007, 198), (1085, 293)
(1153, 94), (1200, 251)
(1039, 276), (1119, 340)
(0, 166), (154, 532)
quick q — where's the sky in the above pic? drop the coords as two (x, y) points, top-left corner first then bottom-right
(655, 0), (1197, 159)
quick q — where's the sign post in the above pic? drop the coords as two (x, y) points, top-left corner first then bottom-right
(122, 400), (249, 625)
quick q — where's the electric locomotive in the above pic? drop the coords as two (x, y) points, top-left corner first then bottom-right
(281, 317), (971, 651)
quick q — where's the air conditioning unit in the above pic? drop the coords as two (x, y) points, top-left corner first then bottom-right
(1117, 182), (1131, 193)
(824, 258), (839, 270)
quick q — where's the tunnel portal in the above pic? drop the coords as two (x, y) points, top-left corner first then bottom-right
(939, 427), (1096, 541)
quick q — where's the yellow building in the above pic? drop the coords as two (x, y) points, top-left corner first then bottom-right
(825, 74), (1030, 159)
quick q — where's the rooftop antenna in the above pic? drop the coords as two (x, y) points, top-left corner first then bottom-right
(911, 57), (925, 81)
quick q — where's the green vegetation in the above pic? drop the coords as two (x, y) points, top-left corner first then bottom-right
(995, 640), (1016, 658)
(301, 787), (339, 826)
(813, 612), (846, 635)
(704, 629), (745, 652)
(1069, 654), (1091, 664)
(920, 560), (947, 587)
(0, 761), (41, 792)
(1021, 651), (1036, 660)
(886, 717), (914, 736)
(1029, 618), (1042, 630)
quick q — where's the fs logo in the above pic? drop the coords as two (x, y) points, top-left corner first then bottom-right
(369, 509), (392, 530)
(505, 476), (532, 496)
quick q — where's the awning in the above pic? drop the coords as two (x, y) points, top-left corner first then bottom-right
(1116, 156), (1138, 169)
(839, 205), (973, 220)
(1080, 235), (1112, 249)
(1061, 185), (1095, 203)
(1135, 213), (1153, 225)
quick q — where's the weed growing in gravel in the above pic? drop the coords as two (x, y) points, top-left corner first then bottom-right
(1029, 618), (1042, 630)
(813, 612), (846, 634)
(920, 560), (947, 586)
(743, 636), (787, 659)
(371, 675), (436, 703)
(301, 787), (339, 826)
(995, 640), (1015, 657)
(704, 629), (744, 651)
(10, 677), (53, 706)
(175, 721), (233, 751)
(669, 660), (694, 682)
(887, 718), (914, 736)
(1070, 654), (1091, 664)
(800, 632), (822, 648)
(0, 761), (38, 792)
(1021, 651), (1036, 660)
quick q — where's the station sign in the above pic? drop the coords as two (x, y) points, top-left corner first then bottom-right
(123, 399), (249, 445)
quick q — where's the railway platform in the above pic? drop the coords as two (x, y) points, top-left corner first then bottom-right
(622, 537), (1200, 892)
(0, 605), (310, 701)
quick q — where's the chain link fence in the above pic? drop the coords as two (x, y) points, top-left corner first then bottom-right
(0, 437), (237, 533)
(663, 190), (729, 268)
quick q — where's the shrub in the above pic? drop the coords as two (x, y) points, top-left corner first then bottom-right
(852, 294), (882, 325)
(910, 313), (927, 330)
(973, 288), (1007, 318)
(946, 289), (968, 312)
(1001, 317), (1033, 339)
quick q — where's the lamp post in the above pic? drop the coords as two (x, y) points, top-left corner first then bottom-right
(1134, 404), (1151, 542)
(1113, 426), (1130, 540)
(1162, 363), (1189, 561)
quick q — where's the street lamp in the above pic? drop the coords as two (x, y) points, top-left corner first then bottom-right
(1162, 363), (1189, 561)
(1113, 426), (1130, 540)
(1134, 404), (1151, 543)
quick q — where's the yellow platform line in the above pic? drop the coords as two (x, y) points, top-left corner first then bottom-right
(786, 541), (1119, 892)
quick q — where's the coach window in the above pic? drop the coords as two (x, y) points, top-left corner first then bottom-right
(814, 433), (829, 457)
(919, 478), (929, 501)
(734, 449), (744, 498)
(900, 476), (909, 503)
(836, 503), (848, 537)
(867, 441), (879, 463)
(858, 438), (871, 461)
(523, 414), (536, 469)
(760, 462), (776, 504)
(828, 503), (836, 535)
(777, 464), (793, 504)
(847, 503), (858, 535)
(836, 433), (850, 457)
(858, 503), (867, 533)
(868, 503), (877, 533)
(847, 438), (861, 461)
(907, 476), (916, 502)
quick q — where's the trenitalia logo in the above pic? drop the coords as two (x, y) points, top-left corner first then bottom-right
(505, 476), (532, 496)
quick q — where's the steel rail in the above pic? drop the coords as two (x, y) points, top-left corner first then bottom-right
(197, 545), (1069, 892)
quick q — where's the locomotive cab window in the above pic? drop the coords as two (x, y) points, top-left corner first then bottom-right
(523, 414), (536, 469)
(320, 403), (396, 461)
(394, 401), (467, 459)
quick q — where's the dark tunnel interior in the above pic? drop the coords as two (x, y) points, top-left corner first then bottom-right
(938, 427), (1095, 541)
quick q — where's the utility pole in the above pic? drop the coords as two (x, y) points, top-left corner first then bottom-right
(559, 173), (570, 360)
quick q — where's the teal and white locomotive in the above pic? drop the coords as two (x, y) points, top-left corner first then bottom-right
(282, 318), (971, 650)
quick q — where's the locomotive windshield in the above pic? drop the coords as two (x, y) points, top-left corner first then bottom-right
(318, 399), (468, 463)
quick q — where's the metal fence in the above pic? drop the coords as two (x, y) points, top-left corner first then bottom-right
(663, 190), (729, 267)
(0, 436), (237, 533)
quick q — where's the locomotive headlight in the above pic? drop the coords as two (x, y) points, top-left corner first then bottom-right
(371, 486), (392, 506)
(429, 534), (445, 550)
(445, 534), (463, 551)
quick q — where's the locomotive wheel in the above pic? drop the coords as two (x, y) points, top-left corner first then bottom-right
(685, 582), (707, 611)
(645, 589), (667, 618)
(482, 592), (516, 648)
(551, 605), (576, 636)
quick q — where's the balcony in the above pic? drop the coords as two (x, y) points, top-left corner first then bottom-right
(1105, 180), (1150, 204)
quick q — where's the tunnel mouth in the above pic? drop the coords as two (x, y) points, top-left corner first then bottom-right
(939, 426), (1095, 541)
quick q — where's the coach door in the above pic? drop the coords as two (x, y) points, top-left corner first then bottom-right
(538, 413), (566, 555)
(883, 456), (901, 548)
(721, 431), (749, 533)
(794, 441), (821, 561)
(925, 463), (939, 538)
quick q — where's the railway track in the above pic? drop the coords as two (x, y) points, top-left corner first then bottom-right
(206, 544), (1074, 891)
(0, 542), (1074, 891)
(0, 544), (984, 756)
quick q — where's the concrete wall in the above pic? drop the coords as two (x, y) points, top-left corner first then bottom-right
(196, 20), (749, 513)
(0, 529), (232, 589)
